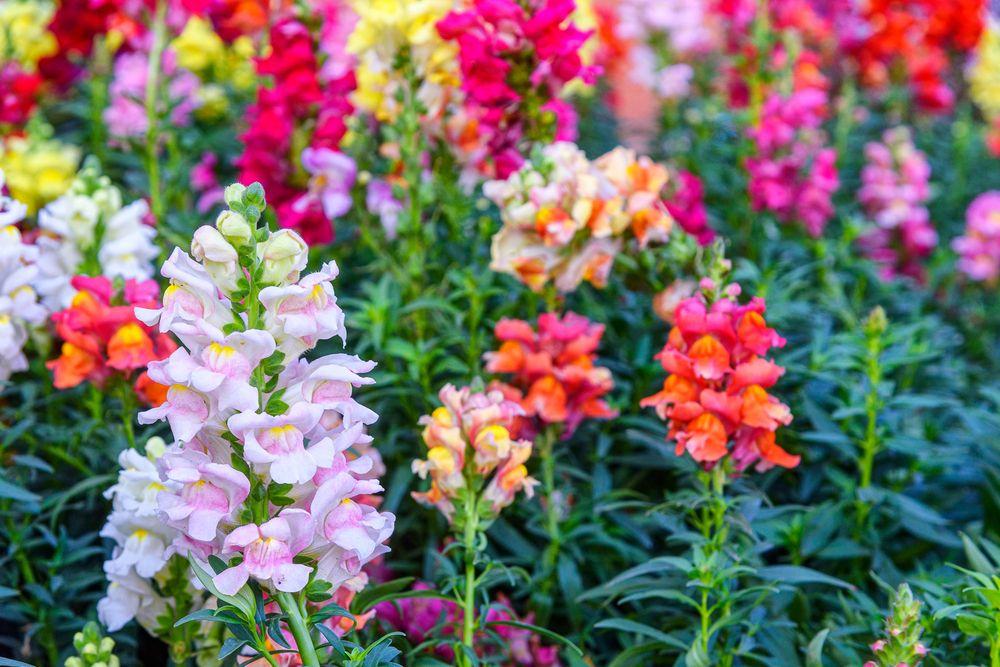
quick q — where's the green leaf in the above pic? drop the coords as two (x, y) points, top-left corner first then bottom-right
(594, 619), (687, 650)
(218, 637), (248, 659)
(0, 479), (40, 503)
(757, 566), (854, 590)
(805, 628), (829, 667)
(174, 608), (221, 627)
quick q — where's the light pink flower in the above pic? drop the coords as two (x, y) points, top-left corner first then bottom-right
(138, 383), (211, 443)
(158, 449), (251, 542)
(135, 248), (232, 348)
(295, 354), (379, 433)
(259, 262), (346, 357)
(213, 509), (314, 595)
(298, 147), (356, 221)
(228, 404), (334, 484)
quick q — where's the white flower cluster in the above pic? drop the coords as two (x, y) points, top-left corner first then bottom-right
(0, 170), (47, 383)
(97, 438), (195, 633)
(36, 161), (158, 309)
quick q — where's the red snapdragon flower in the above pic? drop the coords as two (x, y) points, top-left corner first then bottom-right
(641, 286), (798, 471)
(485, 312), (617, 439)
(236, 15), (355, 245)
(47, 276), (175, 405)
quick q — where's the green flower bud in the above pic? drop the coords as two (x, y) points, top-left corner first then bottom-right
(216, 210), (253, 246)
(257, 229), (308, 285)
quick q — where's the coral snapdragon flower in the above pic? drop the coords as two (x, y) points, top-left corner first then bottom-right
(485, 311), (617, 439)
(641, 286), (798, 471)
(47, 275), (176, 404)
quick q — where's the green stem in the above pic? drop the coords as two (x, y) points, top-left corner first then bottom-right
(276, 592), (319, 667)
(118, 382), (136, 449)
(461, 491), (480, 665)
(539, 426), (561, 608)
(144, 0), (167, 224)
(856, 321), (884, 532)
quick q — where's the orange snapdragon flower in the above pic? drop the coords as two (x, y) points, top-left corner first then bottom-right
(47, 276), (176, 405)
(641, 285), (798, 472)
(485, 311), (617, 439)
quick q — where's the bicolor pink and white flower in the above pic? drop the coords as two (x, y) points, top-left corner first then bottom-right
(158, 448), (252, 542)
(214, 510), (315, 595)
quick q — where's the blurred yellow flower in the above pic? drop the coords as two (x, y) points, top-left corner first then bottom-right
(347, 0), (458, 121)
(0, 136), (80, 214)
(171, 17), (257, 92)
(970, 20), (1000, 120)
(0, 0), (57, 70)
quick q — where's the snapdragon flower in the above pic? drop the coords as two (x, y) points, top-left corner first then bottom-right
(856, 127), (937, 281)
(100, 183), (393, 661)
(641, 283), (798, 472)
(953, 191), (1000, 284)
(486, 142), (677, 293)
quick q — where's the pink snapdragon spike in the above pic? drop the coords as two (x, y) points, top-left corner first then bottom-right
(953, 191), (1000, 284)
(214, 510), (315, 595)
(298, 147), (357, 220)
(102, 183), (394, 640)
(856, 127), (937, 281)
(158, 449), (251, 542)
(746, 88), (839, 237)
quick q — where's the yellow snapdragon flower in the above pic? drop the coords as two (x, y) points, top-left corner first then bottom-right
(347, 0), (458, 121)
(171, 17), (257, 93)
(0, 136), (80, 214)
(970, 20), (1000, 120)
(0, 0), (57, 70)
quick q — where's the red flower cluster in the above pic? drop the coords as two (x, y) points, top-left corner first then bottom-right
(236, 15), (355, 245)
(38, 0), (143, 88)
(850, 0), (986, 114)
(485, 312), (617, 439)
(0, 64), (42, 129)
(641, 286), (798, 471)
(437, 0), (600, 178)
(47, 276), (175, 405)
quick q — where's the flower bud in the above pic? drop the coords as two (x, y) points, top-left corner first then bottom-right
(192, 225), (240, 293)
(257, 229), (308, 285)
(66, 658), (84, 667)
(216, 210), (253, 246)
(224, 182), (246, 207)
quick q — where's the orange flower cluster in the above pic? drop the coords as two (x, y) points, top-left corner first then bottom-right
(640, 285), (798, 471)
(47, 276), (175, 405)
(485, 312), (617, 439)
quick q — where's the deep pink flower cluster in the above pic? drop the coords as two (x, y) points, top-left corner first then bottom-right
(664, 169), (714, 245)
(745, 88), (839, 237)
(437, 0), (600, 178)
(236, 16), (356, 245)
(856, 127), (937, 281)
(953, 191), (1000, 284)
(376, 585), (560, 665)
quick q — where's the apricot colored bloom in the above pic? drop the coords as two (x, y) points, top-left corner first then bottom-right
(953, 191), (1000, 284)
(486, 142), (676, 293)
(640, 286), (798, 471)
(412, 384), (538, 520)
(485, 312), (616, 439)
(46, 275), (175, 403)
